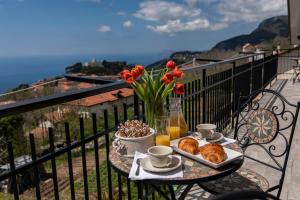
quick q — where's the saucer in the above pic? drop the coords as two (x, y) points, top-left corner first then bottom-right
(206, 132), (224, 143)
(140, 156), (182, 173)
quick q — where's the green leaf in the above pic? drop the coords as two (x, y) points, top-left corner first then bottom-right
(154, 69), (163, 92)
(162, 88), (173, 100)
(161, 81), (174, 100)
(132, 82), (145, 101)
(155, 83), (165, 101)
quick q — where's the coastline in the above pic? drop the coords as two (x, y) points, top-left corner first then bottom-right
(0, 53), (165, 93)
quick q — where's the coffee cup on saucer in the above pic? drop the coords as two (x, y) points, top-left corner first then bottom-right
(196, 124), (217, 140)
(147, 146), (173, 168)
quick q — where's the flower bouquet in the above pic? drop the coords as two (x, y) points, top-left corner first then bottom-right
(120, 60), (185, 128)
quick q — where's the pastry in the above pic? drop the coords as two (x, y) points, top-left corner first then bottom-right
(198, 143), (226, 164)
(178, 137), (199, 154)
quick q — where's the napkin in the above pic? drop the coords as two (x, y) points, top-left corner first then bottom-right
(129, 152), (183, 180)
(218, 137), (236, 146)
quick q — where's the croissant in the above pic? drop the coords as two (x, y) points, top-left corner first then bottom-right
(178, 138), (199, 155)
(199, 143), (226, 164)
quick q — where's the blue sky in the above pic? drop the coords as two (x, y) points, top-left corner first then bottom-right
(0, 0), (287, 57)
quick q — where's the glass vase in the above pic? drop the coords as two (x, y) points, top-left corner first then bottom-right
(144, 100), (165, 128)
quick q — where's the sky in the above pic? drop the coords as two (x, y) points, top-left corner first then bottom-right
(0, 0), (288, 57)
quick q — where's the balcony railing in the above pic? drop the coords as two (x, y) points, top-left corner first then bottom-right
(0, 47), (299, 200)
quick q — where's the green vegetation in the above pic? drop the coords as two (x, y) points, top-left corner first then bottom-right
(0, 115), (28, 157)
(43, 149), (88, 172)
(65, 60), (133, 75)
(0, 193), (13, 200)
(73, 160), (132, 200)
(9, 83), (30, 92)
(73, 160), (172, 200)
(147, 58), (185, 70)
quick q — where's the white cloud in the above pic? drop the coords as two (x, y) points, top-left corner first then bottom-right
(97, 25), (111, 32)
(134, 0), (229, 34)
(135, 0), (286, 34)
(134, 1), (201, 21)
(210, 22), (228, 31)
(216, 0), (287, 23)
(184, 0), (198, 7)
(147, 18), (210, 33)
(123, 20), (134, 28)
(117, 11), (126, 16)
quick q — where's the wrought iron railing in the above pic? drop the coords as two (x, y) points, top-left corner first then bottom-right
(0, 48), (294, 199)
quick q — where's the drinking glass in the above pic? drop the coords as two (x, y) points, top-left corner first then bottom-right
(155, 116), (170, 146)
(167, 114), (180, 140)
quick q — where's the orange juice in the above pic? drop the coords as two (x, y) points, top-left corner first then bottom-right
(156, 135), (170, 146)
(169, 114), (189, 137)
(167, 126), (180, 140)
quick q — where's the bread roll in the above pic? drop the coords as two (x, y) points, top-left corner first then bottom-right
(198, 143), (226, 164)
(178, 138), (199, 155)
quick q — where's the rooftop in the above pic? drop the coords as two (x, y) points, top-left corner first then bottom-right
(68, 88), (133, 107)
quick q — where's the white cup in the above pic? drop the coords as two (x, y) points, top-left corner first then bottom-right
(196, 124), (217, 140)
(147, 146), (173, 168)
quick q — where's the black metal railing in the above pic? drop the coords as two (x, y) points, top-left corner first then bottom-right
(0, 48), (294, 199)
(277, 46), (300, 74)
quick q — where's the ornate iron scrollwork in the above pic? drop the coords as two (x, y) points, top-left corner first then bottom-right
(235, 89), (298, 171)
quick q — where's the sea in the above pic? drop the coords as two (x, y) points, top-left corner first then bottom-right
(0, 53), (165, 93)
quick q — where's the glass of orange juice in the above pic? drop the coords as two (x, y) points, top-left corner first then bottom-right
(155, 116), (170, 146)
(167, 115), (180, 140)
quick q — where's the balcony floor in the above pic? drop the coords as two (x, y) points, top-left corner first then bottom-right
(277, 78), (300, 200)
(177, 77), (300, 200)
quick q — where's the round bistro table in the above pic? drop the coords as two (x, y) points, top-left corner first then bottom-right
(109, 143), (244, 200)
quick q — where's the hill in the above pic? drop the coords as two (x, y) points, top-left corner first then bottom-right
(65, 60), (133, 75)
(212, 15), (290, 51)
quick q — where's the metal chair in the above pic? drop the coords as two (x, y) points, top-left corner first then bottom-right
(200, 89), (300, 198)
(211, 190), (279, 200)
(292, 59), (300, 83)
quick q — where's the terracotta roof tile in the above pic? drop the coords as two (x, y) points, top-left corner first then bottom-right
(78, 82), (94, 89)
(29, 127), (48, 139)
(68, 88), (134, 107)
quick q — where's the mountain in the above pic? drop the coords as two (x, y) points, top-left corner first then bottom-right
(212, 15), (289, 51)
(144, 15), (291, 70)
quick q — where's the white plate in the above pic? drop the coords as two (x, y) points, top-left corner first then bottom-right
(171, 137), (243, 169)
(140, 156), (182, 173)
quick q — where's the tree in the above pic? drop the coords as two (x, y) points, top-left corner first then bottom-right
(0, 115), (28, 159)
(65, 62), (83, 73)
(10, 83), (30, 92)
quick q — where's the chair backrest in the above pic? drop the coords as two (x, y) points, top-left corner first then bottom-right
(212, 190), (279, 200)
(233, 88), (300, 197)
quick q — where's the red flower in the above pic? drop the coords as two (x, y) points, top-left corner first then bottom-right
(131, 65), (144, 79)
(173, 83), (185, 95)
(166, 60), (176, 69)
(162, 72), (174, 84)
(120, 70), (130, 79)
(120, 70), (134, 84)
(136, 65), (145, 74)
(131, 68), (140, 80)
(172, 67), (184, 79)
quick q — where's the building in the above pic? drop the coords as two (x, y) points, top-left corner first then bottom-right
(83, 58), (103, 67)
(67, 88), (134, 115)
